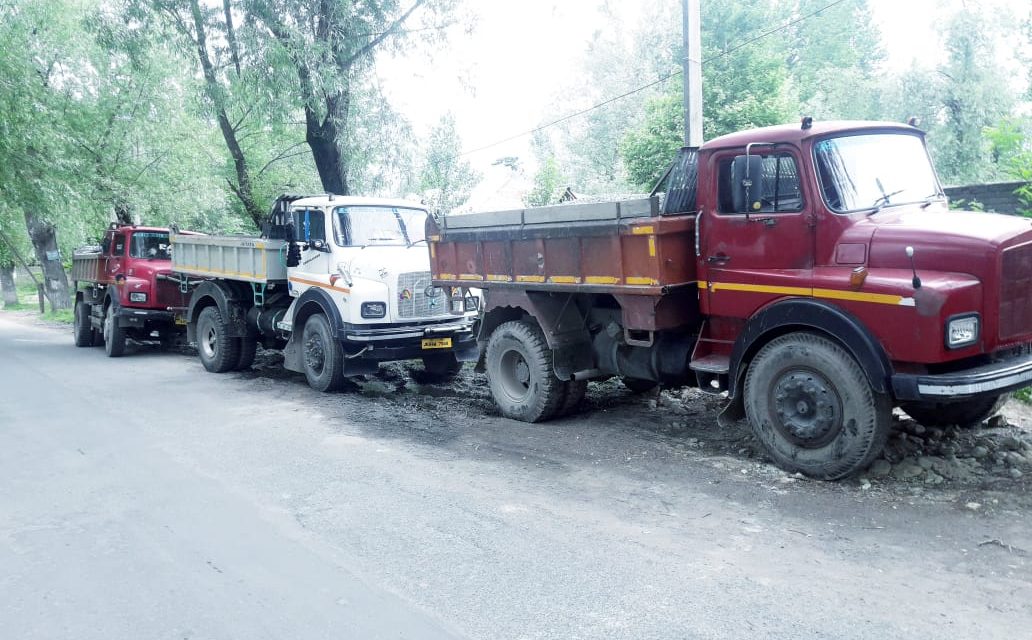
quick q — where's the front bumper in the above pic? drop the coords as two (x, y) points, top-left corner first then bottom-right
(338, 319), (479, 362)
(115, 307), (179, 329)
(892, 353), (1032, 401)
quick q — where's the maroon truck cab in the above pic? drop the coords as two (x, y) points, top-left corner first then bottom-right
(693, 121), (1032, 412)
(429, 120), (1032, 479)
(71, 223), (194, 357)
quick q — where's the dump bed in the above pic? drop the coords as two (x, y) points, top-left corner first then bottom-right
(172, 234), (288, 283)
(71, 249), (104, 284)
(429, 197), (697, 295)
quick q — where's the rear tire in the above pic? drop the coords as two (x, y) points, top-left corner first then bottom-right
(196, 306), (240, 373)
(103, 303), (127, 358)
(556, 380), (588, 417)
(420, 352), (462, 383)
(900, 394), (1011, 429)
(485, 320), (564, 422)
(743, 332), (891, 480)
(236, 337), (258, 370)
(73, 300), (94, 347)
(301, 314), (345, 392)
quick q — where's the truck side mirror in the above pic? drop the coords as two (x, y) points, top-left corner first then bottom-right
(732, 154), (764, 214)
(309, 239), (331, 253)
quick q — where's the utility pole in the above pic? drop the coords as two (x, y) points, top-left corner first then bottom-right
(682, 0), (703, 147)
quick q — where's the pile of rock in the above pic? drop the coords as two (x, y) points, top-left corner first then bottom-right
(865, 413), (1032, 485)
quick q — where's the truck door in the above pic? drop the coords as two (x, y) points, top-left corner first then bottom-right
(105, 232), (127, 284)
(697, 148), (814, 320)
(288, 208), (332, 296)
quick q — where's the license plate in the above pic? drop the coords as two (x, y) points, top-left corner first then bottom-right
(421, 337), (453, 350)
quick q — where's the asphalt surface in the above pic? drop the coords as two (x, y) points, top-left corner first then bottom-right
(1, 313), (1030, 639)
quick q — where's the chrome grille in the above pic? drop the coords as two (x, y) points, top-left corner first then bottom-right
(397, 271), (448, 319)
(1000, 242), (1032, 341)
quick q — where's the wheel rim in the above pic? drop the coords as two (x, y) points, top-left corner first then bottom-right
(769, 368), (843, 448)
(304, 331), (326, 375)
(497, 347), (532, 401)
(202, 324), (218, 359)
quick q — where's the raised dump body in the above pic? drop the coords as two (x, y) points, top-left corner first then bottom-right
(172, 234), (288, 284)
(430, 197), (698, 298)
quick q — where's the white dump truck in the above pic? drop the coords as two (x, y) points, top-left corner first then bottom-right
(171, 194), (480, 390)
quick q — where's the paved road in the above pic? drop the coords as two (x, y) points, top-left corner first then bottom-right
(1, 314), (1030, 639)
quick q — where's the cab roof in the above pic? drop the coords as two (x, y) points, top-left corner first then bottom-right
(700, 120), (923, 151)
(289, 195), (426, 210)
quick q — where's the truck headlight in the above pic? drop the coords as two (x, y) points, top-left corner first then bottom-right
(946, 314), (979, 349)
(361, 302), (387, 319)
(129, 292), (148, 303)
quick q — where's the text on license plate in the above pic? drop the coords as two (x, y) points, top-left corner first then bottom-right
(422, 337), (453, 350)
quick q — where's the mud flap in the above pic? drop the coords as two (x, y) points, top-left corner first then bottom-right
(717, 393), (746, 428)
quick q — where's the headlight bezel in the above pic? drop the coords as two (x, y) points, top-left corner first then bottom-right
(360, 301), (387, 319)
(946, 313), (980, 349)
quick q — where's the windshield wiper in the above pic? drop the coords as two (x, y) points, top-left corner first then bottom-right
(921, 192), (946, 208)
(867, 189), (905, 216)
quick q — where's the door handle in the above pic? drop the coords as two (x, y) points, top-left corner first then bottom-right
(707, 253), (730, 265)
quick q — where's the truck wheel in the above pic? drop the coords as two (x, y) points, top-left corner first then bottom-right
(197, 306), (240, 373)
(236, 338), (258, 370)
(743, 332), (891, 480)
(900, 394), (1011, 429)
(420, 352), (462, 382)
(301, 314), (345, 392)
(103, 304), (127, 358)
(556, 380), (588, 417)
(622, 377), (658, 394)
(485, 320), (564, 422)
(73, 300), (94, 347)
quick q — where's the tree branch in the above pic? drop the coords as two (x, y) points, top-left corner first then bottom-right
(342, 0), (429, 67)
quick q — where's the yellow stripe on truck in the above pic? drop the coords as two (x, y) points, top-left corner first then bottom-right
(699, 281), (915, 307)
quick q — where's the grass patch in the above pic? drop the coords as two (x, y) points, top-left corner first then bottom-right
(45, 309), (74, 324)
(1016, 388), (1032, 404)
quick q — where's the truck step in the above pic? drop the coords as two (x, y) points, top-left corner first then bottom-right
(689, 354), (730, 375)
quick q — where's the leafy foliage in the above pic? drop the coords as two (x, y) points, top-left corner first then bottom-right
(420, 114), (480, 215)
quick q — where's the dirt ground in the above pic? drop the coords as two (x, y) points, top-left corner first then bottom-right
(242, 342), (1032, 507)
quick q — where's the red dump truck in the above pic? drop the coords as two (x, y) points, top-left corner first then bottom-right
(71, 223), (193, 357)
(428, 120), (1032, 479)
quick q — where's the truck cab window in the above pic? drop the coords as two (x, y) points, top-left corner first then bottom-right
(130, 233), (171, 259)
(112, 234), (126, 255)
(292, 209), (326, 243)
(718, 154), (803, 214)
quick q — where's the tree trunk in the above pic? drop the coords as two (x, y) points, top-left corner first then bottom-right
(0, 260), (18, 306)
(23, 209), (70, 310)
(188, 0), (264, 229)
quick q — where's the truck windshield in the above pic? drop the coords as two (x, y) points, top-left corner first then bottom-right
(814, 133), (941, 213)
(334, 206), (428, 247)
(129, 232), (171, 259)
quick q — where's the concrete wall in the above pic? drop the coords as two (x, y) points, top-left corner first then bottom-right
(944, 181), (1029, 214)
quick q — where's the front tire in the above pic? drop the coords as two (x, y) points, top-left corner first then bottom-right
(103, 303), (127, 358)
(301, 314), (345, 392)
(743, 332), (891, 480)
(196, 306), (240, 373)
(900, 394), (1011, 429)
(420, 352), (462, 383)
(485, 320), (564, 422)
(73, 300), (94, 347)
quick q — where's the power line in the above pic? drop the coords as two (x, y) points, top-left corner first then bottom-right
(456, 0), (854, 158)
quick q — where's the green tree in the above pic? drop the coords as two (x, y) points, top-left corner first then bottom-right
(420, 114), (480, 215)
(931, 7), (1017, 184)
(245, 0), (458, 197)
(524, 157), (564, 207)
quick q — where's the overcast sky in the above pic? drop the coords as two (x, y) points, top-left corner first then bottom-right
(377, 0), (1029, 173)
